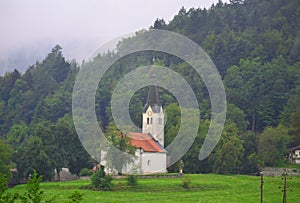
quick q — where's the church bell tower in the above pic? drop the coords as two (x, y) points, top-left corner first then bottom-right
(142, 73), (164, 147)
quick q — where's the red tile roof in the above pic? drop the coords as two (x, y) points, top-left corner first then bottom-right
(289, 145), (300, 151)
(127, 132), (164, 153)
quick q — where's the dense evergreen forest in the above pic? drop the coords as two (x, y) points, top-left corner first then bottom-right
(1, 0), (300, 179)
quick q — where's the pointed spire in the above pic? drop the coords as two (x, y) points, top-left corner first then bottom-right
(143, 72), (161, 113)
(146, 73), (160, 106)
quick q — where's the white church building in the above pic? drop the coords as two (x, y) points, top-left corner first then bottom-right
(123, 78), (167, 174)
(99, 75), (167, 175)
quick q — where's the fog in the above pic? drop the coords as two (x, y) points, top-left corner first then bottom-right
(0, 0), (228, 75)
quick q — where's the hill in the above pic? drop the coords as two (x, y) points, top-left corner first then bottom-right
(0, 0), (300, 180)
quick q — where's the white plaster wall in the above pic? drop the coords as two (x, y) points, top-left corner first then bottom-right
(142, 106), (164, 147)
(295, 150), (300, 157)
(121, 150), (167, 174)
(122, 149), (143, 174)
(141, 152), (167, 174)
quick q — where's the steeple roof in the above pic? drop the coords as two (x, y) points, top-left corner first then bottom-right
(143, 73), (161, 113)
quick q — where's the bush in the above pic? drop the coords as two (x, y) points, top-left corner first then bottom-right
(0, 173), (8, 194)
(91, 170), (113, 191)
(127, 175), (138, 186)
(1, 173), (26, 203)
(0, 171), (58, 203)
(26, 170), (44, 203)
(79, 168), (94, 177)
(0, 173), (13, 203)
(68, 190), (83, 203)
(91, 169), (105, 186)
(181, 176), (192, 189)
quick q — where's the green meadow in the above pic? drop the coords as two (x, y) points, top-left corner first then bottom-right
(9, 174), (300, 203)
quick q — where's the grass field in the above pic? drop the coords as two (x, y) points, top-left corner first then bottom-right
(9, 174), (300, 203)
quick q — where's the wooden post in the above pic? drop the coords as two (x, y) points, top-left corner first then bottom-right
(282, 171), (287, 203)
(260, 171), (264, 203)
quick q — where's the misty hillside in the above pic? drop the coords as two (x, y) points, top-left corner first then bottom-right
(0, 40), (96, 76)
(0, 0), (300, 179)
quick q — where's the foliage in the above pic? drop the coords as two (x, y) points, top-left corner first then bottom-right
(12, 115), (90, 180)
(0, 139), (12, 177)
(258, 125), (291, 166)
(0, 192), (21, 203)
(126, 175), (138, 186)
(68, 190), (83, 203)
(79, 168), (94, 177)
(0, 173), (8, 194)
(164, 103), (181, 147)
(6, 123), (29, 149)
(224, 57), (294, 131)
(15, 136), (54, 181)
(0, 173), (22, 203)
(26, 170), (44, 203)
(293, 101), (300, 145)
(53, 115), (91, 175)
(181, 176), (192, 189)
(210, 123), (245, 174)
(181, 120), (210, 174)
(226, 103), (248, 133)
(0, 0), (299, 177)
(0, 170), (56, 203)
(103, 122), (136, 175)
(91, 169), (113, 191)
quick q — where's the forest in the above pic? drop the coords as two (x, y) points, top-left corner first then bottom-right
(0, 0), (300, 180)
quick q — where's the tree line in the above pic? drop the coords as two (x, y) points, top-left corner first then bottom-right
(0, 0), (300, 180)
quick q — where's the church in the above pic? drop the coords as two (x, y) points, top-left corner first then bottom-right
(123, 78), (167, 174)
(99, 73), (167, 175)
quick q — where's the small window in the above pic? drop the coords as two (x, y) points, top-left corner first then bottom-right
(147, 160), (151, 166)
(147, 117), (150, 124)
(150, 117), (153, 124)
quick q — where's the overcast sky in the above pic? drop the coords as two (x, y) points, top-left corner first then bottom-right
(0, 0), (228, 74)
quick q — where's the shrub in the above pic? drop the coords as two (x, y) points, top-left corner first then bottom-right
(68, 190), (83, 203)
(0, 173), (8, 194)
(0, 171), (57, 203)
(91, 169), (105, 186)
(79, 168), (94, 177)
(181, 176), (192, 189)
(0, 173), (12, 203)
(91, 170), (113, 191)
(1, 172), (28, 203)
(26, 170), (44, 203)
(127, 175), (138, 186)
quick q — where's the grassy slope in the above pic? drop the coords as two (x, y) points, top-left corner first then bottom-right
(9, 174), (300, 203)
